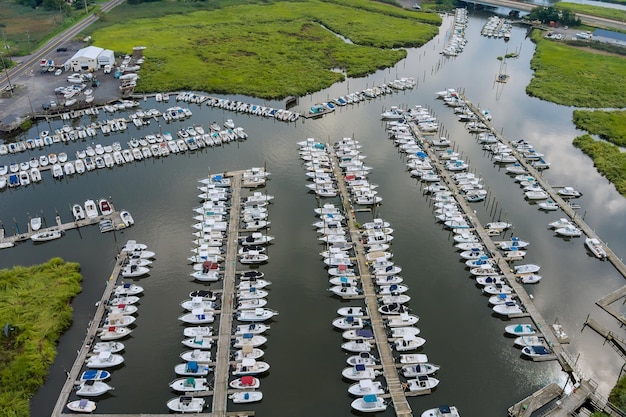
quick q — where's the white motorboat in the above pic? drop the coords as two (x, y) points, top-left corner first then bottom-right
(85, 351), (124, 368)
(30, 217), (42, 231)
(521, 345), (552, 358)
(230, 375), (260, 390)
(229, 391), (263, 403)
(181, 336), (214, 350)
(390, 326), (420, 339)
(399, 353), (429, 364)
(332, 316), (365, 330)
(379, 302), (410, 315)
(375, 275), (404, 286)
(351, 395), (388, 413)
(378, 284), (409, 295)
(557, 186), (582, 198)
(348, 379), (386, 396)
(342, 338), (373, 353)
(585, 237), (607, 259)
(513, 264), (541, 274)
(238, 288), (269, 299)
(498, 238), (529, 250)
(505, 323), (536, 336)
(233, 334), (267, 348)
(555, 225), (582, 237)
(107, 304), (138, 315)
(394, 333), (426, 351)
(489, 293), (517, 305)
(181, 297), (217, 312)
(475, 276), (506, 286)
(329, 284), (362, 298)
(175, 361), (211, 376)
(103, 313), (136, 327)
(234, 323), (270, 335)
(549, 218), (574, 229)
(401, 362), (440, 377)
(514, 335), (544, 347)
(337, 306), (365, 317)
(343, 328), (374, 341)
(66, 399), (97, 413)
(492, 301), (524, 316)
(72, 204), (86, 221)
(342, 364), (381, 381)
(328, 265), (357, 276)
(92, 341), (125, 354)
(30, 230), (64, 242)
(406, 375), (440, 393)
(183, 326), (213, 338)
(180, 349), (212, 363)
(166, 396), (206, 413)
(386, 313), (419, 327)
(525, 190), (549, 200)
(120, 264), (150, 278)
(233, 345), (265, 361)
(120, 210), (134, 227)
(179, 310), (215, 324)
(421, 404), (461, 417)
(483, 284), (514, 295)
(232, 358), (270, 376)
(113, 283), (143, 296)
(169, 377), (210, 392)
(236, 308), (278, 322)
(98, 325), (132, 341)
(470, 265), (501, 276)
(76, 380), (114, 397)
(84, 199), (99, 218)
(346, 352), (378, 366)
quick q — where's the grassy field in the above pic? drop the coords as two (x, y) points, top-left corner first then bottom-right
(526, 30), (626, 108)
(573, 134), (626, 197)
(558, 2), (626, 22)
(0, 258), (82, 417)
(91, 0), (440, 98)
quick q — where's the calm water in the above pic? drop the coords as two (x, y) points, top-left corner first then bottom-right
(1, 12), (624, 417)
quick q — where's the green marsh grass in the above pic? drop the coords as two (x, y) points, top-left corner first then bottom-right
(0, 258), (82, 417)
(573, 134), (626, 196)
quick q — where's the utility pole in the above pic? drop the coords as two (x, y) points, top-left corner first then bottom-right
(26, 31), (31, 54)
(0, 53), (13, 97)
(83, 0), (88, 15)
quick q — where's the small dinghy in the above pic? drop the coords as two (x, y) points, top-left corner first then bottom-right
(66, 399), (96, 413)
(229, 391), (263, 403)
(166, 396), (205, 413)
(76, 380), (114, 397)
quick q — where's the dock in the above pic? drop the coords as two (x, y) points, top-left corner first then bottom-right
(0, 205), (126, 248)
(596, 285), (626, 326)
(329, 149), (413, 417)
(211, 170), (242, 416)
(507, 382), (562, 417)
(51, 251), (128, 417)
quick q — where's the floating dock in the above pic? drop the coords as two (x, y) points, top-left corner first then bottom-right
(329, 149), (413, 417)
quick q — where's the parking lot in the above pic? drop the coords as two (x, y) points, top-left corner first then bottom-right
(0, 41), (128, 134)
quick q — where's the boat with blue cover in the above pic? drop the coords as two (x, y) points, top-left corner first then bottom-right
(351, 394), (388, 412)
(79, 369), (111, 382)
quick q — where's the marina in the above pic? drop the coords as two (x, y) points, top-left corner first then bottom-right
(2, 11), (624, 417)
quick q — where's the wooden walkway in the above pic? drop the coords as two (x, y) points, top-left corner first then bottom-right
(211, 171), (242, 416)
(507, 382), (562, 417)
(596, 285), (626, 326)
(329, 148), (413, 417)
(51, 251), (128, 417)
(464, 98), (626, 285)
(0, 207), (125, 247)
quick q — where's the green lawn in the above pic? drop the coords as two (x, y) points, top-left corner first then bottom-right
(0, 258), (82, 417)
(91, 0), (440, 99)
(573, 134), (626, 197)
(558, 2), (626, 22)
(573, 110), (626, 147)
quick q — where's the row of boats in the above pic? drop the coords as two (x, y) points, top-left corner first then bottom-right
(441, 8), (469, 57)
(299, 138), (445, 414)
(383, 100), (557, 361)
(480, 15), (513, 41)
(437, 91), (607, 260)
(308, 77), (418, 117)
(0, 123), (249, 189)
(166, 170), (278, 412)
(65, 241), (155, 413)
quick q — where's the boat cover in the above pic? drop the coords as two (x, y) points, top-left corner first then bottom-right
(79, 399), (89, 408)
(355, 364), (366, 372)
(439, 405), (452, 413)
(356, 329), (373, 338)
(187, 362), (199, 372)
(241, 376), (254, 386)
(363, 394), (377, 403)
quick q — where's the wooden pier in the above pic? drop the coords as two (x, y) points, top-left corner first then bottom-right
(211, 171), (242, 416)
(508, 382), (562, 417)
(51, 251), (128, 417)
(329, 148), (413, 417)
(596, 285), (626, 326)
(0, 206), (126, 248)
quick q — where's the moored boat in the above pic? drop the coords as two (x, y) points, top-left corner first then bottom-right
(421, 404), (461, 417)
(166, 396), (205, 413)
(351, 395), (387, 413)
(66, 399), (97, 413)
